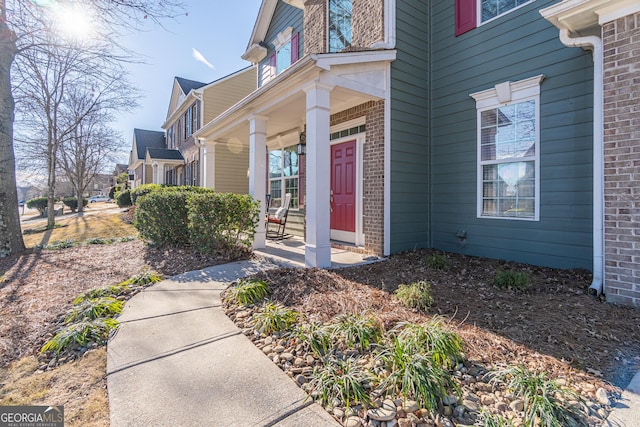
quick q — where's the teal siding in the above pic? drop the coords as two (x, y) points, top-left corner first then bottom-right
(428, 0), (594, 269)
(389, 0), (430, 253)
(258, 1), (304, 88)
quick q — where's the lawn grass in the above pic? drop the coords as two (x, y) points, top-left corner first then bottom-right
(0, 350), (109, 427)
(22, 212), (137, 248)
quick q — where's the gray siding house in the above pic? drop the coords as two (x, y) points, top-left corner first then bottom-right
(195, 0), (639, 307)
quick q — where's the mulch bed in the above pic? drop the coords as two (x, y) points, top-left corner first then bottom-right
(0, 240), (236, 367)
(251, 249), (640, 390)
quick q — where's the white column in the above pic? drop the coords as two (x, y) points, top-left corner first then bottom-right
(156, 163), (165, 185)
(249, 115), (268, 249)
(304, 81), (333, 268)
(201, 141), (216, 189)
(152, 162), (158, 184)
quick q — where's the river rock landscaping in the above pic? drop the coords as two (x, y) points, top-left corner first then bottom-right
(223, 250), (640, 427)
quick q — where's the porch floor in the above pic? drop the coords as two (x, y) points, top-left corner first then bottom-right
(255, 236), (382, 269)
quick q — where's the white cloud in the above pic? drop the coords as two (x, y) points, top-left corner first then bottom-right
(192, 48), (215, 70)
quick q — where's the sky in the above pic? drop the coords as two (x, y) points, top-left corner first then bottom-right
(15, 0), (262, 187)
(112, 0), (263, 163)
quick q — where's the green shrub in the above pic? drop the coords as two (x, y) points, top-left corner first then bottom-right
(251, 302), (299, 334)
(378, 334), (458, 414)
(187, 192), (259, 257)
(41, 318), (119, 355)
(119, 270), (164, 287)
(308, 356), (373, 410)
(492, 365), (586, 427)
(65, 297), (123, 323)
(295, 322), (335, 358)
(131, 183), (162, 204)
(494, 269), (531, 290)
(427, 252), (451, 270)
(62, 197), (88, 212)
(40, 239), (76, 250)
(73, 285), (130, 304)
(332, 313), (383, 352)
(394, 319), (464, 369)
(395, 281), (434, 311)
(475, 410), (515, 427)
(225, 278), (270, 306)
(115, 189), (132, 207)
(26, 197), (49, 214)
(134, 186), (216, 247)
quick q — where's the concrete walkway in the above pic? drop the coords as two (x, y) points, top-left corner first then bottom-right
(605, 371), (640, 427)
(107, 259), (339, 427)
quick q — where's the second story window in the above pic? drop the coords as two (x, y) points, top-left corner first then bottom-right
(180, 102), (199, 141)
(269, 27), (299, 79)
(481, 0), (533, 22)
(328, 0), (352, 53)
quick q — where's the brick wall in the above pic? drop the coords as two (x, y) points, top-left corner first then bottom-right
(602, 12), (640, 306)
(303, 0), (326, 54)
(304, 0), (384, 54)
(352, 0), (384, 49)
(330, 100), (385, 256)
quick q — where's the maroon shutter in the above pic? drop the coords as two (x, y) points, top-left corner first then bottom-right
(291, 33), (299, 63)
(269, 52), (276, 68)
(455, 0), (476, 36)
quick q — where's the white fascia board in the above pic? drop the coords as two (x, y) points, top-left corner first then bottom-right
(282, 0), (304, 9)
(162, 92), (198, 129)
(242, 44), (268, 64)
(314, 50), (397, 70)
(538, 0), (638, 33)
(245, 0), (278, 52)
(596, 0), (640, 24)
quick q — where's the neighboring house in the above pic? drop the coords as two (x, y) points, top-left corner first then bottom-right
(162, 68), (257, 192)
(195, 0), (638, 307)
(128, 129), (181, 188)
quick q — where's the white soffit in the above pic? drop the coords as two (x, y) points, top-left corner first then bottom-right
(540, 0), (640, 35)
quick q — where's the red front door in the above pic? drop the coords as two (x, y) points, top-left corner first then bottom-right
(331, 140), (356, 232)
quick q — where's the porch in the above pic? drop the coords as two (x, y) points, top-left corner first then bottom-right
(194, 50), (396, 268)
(255, 236), (382, 269)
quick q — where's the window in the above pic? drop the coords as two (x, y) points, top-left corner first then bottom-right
(455, 0), (534, 36)
(268, 28), (299, 79)
(480, 0), (532, 22)
(269, 145), (299, 209)
(328, 0), (352, 52)
(471, 75), (543, 220)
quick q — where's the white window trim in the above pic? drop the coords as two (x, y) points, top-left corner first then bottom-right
(477, 0), (536, 27)
(268, 145), (300, 211)
(271, 27), (294, 77)
(470, 74), (544, 221)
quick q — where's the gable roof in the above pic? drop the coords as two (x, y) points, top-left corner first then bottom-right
(175, 77), (207, 94)
(133, 129), (165, 162)
(146, 148), (184, 161)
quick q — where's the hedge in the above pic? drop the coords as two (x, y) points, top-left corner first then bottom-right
(188, 192), (259, 258)
(133, 186), (216, 247)
(115, 189), (132, 208)
(62, 197), (88, 212)
(131, 184), (162, 205)
(26, 197), (49, 214)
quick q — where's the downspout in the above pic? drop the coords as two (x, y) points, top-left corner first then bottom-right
(558, 28), (604, 297)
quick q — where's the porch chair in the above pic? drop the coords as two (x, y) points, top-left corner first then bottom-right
(266, 193), (292, 240)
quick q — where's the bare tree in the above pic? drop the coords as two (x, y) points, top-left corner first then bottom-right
(14, 36), (136, 224)
(0, 0), (183, 256)
(57, 93), (127, 213)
